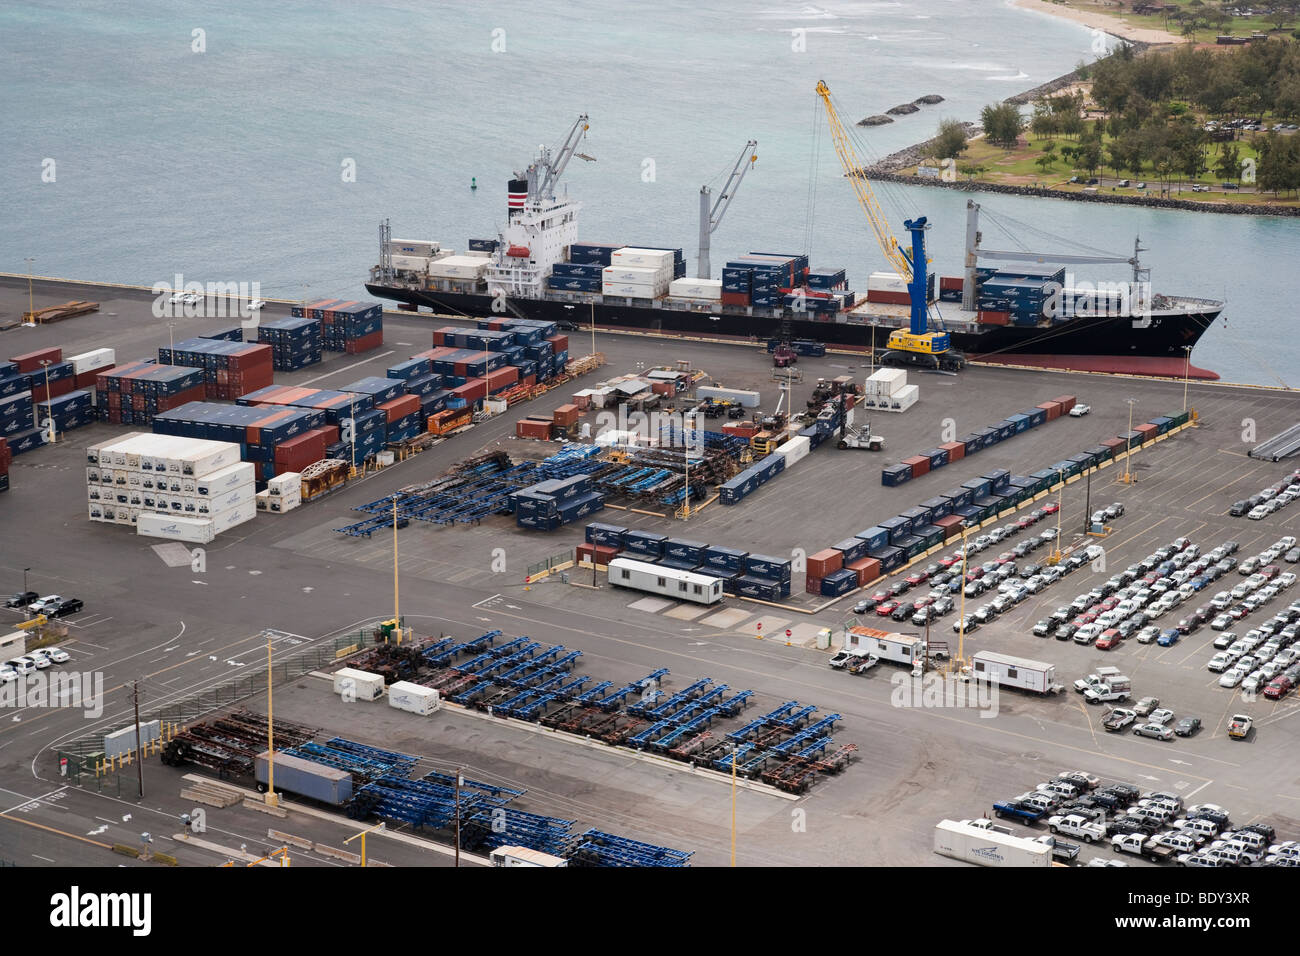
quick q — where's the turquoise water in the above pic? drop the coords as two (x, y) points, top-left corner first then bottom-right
(2, 0), (1296, 386)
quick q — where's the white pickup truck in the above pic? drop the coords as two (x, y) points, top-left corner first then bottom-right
(1083, 678), (1131, 704)
(1047, 813), (1106, 843)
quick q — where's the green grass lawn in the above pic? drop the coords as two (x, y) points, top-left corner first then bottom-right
(1047, 0), (1297, 43)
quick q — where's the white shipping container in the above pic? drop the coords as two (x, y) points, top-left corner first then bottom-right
(210, 499), (257, 533)
(867, 271), (908, 292)
(869, 383), (918, 413)
(775, 435), (810, 465)
(196, 461), (256, 496)
(610, 247), (675, 269)
(390, 254), (431, 273)
(170, 439), (243, 477)
(601, 283), (666, 299)
(267, 472), (301, 494)
(199, 483), (255, 514)
(333, 667), (385, 701)
(668, 278), (723, 300)
(696, 385), (761, 408)
(933, 820), (1052, 868)
(387, 681), (441, 715)
(255, 489), (272, 512)
(385, 239), (440, 257)
(427, 255), (490, 280)
(136, 513), (215, 544)
(865, 368), (907, 395)
(269, 495), (300, 513)
(603, 265), (669, 283)
(69, 347), (116, 375)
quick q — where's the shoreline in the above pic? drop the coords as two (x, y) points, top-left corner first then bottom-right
(1007, 0), (1181, 45)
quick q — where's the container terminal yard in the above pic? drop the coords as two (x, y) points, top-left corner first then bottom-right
(1, 273), (1298, 871)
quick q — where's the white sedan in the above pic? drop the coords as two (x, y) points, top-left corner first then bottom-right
(1069, 403), (1091, 417)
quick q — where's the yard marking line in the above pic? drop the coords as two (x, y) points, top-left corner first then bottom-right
(300, 351), (396, 386)
(1182, 779), (1212, 801)
(31, 854), (55, 863)
(0, 813), (111, 850)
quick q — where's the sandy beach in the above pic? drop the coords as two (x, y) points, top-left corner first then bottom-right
(1009, 0), (1182, 44)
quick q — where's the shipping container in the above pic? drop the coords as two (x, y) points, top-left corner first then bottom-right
(806, 548), (843, 579)
(388, 681), (441, 715)
(902, 454), (930, 478)
(255, 750), (352, 805)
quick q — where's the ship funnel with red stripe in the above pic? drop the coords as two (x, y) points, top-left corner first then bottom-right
(508, 179), (528, 217)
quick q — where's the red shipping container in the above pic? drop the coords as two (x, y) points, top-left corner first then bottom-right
(552, 404), (580, 427)
(935, 514), (965, 540)
(546, 334), (569, 354)
(484, 366), (519, 393)
(9, 347), (62, 373)
(1036, 401), (1062, 421)
(515, 419), (552, 440)
(978, 311), (1010, 325)
(452, 378), (486, 403)
(866, 290), (910, 306)
(1101, 437), (1126, 452)
(1050, 395), (1076, 414)
(521, 374), (536, 387)
(940, 440), (965, 462)
(226, 344), (273, 371)
(378, 394), (420, 423)
(722, 422), (759, 439)
(1136, 423), (1159, 440)
(807, 548), (843, 579)
(274, 432), (326, 466)
(846, 556), (882, 588)
(305, 424), (341, 447)
(805, 575), (823, 595)
(246, 407), (300, 445)
(939, 276), (964, 291)
(345, 330), (384, 354)
(902, 454), (930, 478)
(576, 543), (619, 566)
(721, 292), (750, 307)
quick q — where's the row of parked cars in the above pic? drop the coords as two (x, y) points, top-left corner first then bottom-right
(990, 771), (1291, 866)
(852, 507), (1067, 627)
(1230, 469), (1300, 521)
(2, 645), (71, 681)
(4, 591), (84, 619)
(1032, 534), (1219, 650)
(1097, 698), (1201, 741)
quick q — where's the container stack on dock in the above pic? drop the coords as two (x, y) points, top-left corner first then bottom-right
(514, 475), (605, 530)
(36, 389), (95, 435)
(256, 316), (322, 371)
(9, 347), (76, 403)
(295, 300), (384, 355)
(237, 385), (387, 464)
(94, 361), (209, 425)
(582, 523), (793, 599)
(861, 368), (917, 414)
(973, 266), (1067, 326)
(158, 338), (275, 401)
(86, 432), (254, 539)
(152, 402), (327, 483)
(67, 348), (117, 389)
(601, 248), (678, 299)
(881, 396), (1072, 486)
(866, 271), (934, 306)
(256, 471), (302, 513)
(0, 437), (9, 493)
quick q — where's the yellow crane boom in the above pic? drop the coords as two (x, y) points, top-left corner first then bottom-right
(814, 80), (913, 279)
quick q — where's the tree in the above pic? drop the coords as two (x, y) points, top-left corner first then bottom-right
(1031, 102), (1059, 141)
(1035, 154), (1056, 175)
(1215, 142), (1240, 182)
(933, 119), (968, 160)
(1078, 140), (1104, 177)
(981, 103), (1024, 148)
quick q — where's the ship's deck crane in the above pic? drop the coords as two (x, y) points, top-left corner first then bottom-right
(698, 140), (758, 279)
(814, 81), (965, 372)
(521, 113), (591, 204)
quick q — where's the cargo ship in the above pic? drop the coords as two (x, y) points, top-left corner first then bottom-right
(366, 124), (1225, 380)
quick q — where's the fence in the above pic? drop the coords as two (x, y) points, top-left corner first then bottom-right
(56, 625), (383, 785)
(525, 551), (574, 580)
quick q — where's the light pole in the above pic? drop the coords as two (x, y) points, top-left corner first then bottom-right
(23, 568), (30, 596)
(590, 303), (596, 361)
(1052, 469), (1064, 564)
(167, 323), (176, 364)
(730, 742), (737, 867)
(23, 258), (34, 326)
(37, 360), (56, 442)
(392, 495), (401, 641)
(265, 629), (278, 808)
(1182, 346), (1192, 413)
(1122, 398), (1137, 484)
(955, 525), (969, 674)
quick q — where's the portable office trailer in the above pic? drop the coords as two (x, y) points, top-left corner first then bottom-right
(607, 557), (724, 605)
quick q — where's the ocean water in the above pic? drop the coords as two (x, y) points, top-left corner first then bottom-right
(1, 0), (1296, 386)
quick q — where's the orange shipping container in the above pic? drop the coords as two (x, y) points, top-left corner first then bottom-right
(722, 422), (759, 439)
(940, 440), (965, 462)
(902, 454), (930, 477)
(553, 404), (580, 427)
(807, 548), (843, 579)
(978, 311), (1010, 325)
(845, 556), (882, 588)
(378, 393), (421, 423)
(1036, 401), (1062, 421)
(935, 514), (965, 540)
(1050, 395), (1076, 414)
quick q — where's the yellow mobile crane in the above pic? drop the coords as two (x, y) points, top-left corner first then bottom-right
(814, 81), (965, 371)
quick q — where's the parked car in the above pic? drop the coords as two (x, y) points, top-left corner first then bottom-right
(1070, 404), (1091, 417)
(4, 591), (37, 609)
(1134, 697), (1160, 716)
(1173, 716), (1201, 737)
(47, 598), (83, 618)
(1133, 723), (1174, 741)
(1227, 714), (1253, 740)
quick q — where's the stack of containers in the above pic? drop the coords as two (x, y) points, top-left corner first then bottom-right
(976, 267), (1065, 327)
(620, 529), (667, 559)
(10, 349), (75, 403)
(0, 437), (8, 492)
(568, 243), (623, 266)
(513, 475), (605, 530)
(667, 277), (723, 301)
(67, 348), (117, 389)
(152, 402), (323, 482)
(158, 338), (274, 401)
(378, 393), (423, 443)
(294, 300), (383, 354)
(861, 367), (918, 413)
(866, 272), (936, 306)
(86, 432), (253, 538)
(0, 361), (30, 398)
(257, 316), (322, 371)
(257, 471), (302, 513)
(602, 248), (675, 299)
(718, 451), (785, 505)
(804, 548), (843, 596)
(95, 361), (209, 425)
(36, 390), (95, 433)
(199, 326), (245, 343)
(938, 276), (964, 303)
(549, 262), (605, 293)
(0, 389), (34, 440)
